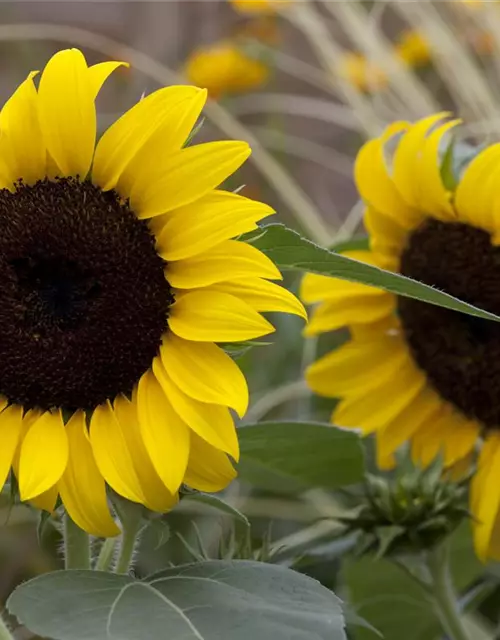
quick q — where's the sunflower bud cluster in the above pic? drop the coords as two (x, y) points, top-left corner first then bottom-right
(338, 462), (470, 558)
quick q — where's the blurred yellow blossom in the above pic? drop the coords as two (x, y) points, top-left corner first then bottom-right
(470, 29), (495, 55)
(338, 52), (388, 93)
(229, 0), (290, 15)
(185, 42), (270, 99)
(235, 16), (281, 45)
(395, 30), (431, 67)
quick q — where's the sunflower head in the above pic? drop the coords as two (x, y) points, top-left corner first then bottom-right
(0, 47), (305, 537)
(340, 462), (469, 558)
(184, 41), (270, 100)
(300, 113), (500, 560)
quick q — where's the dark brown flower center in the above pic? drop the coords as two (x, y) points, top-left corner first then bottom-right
(398, 218), (500, 430)
(0, 178), (172, 412)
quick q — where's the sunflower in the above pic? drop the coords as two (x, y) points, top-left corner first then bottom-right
(185, 41), (269, 100)
(0, 48), (305, 537)
(301, 113), (500, 560)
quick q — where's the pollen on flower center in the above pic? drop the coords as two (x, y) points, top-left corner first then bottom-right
(0, 177), (173, 412)
(398, 218), (500, 429)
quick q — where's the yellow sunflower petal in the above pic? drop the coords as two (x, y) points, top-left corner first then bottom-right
(169, 290), (275, 342)
(300, 272), (384, 305)
(89, 401), (145, 504)
(136, 370), (190, 494)
(184, 430), (237, 492)
(455, 143), (500, 232)
(130, 141), (251, 218)
(117, 89), (208, 198)
(30, 485), (58, 513)
(377, 386), (444, 462)
(410, 405), (476, 468)
(418, 119), (460, 220)
(375, 433), (396, 471)
(152, 357), (239, 460)
(301, 249), (394, 305)
(473, 433), (500, 561)
(211, 278), (307, 319)
(333, 363), (426, 435)
(441, 416), (480, 467)
(94, 86), (203, 192)
(37, 48), (95, 178)
(166, 239), (281, 289)
(19, 410), (68, 501)
(471, 433), (498, 515)
(161, 333), (248, 418)
(484, 512), (500, 561)
(354, 122), (423, 229)
(0, 72), (46, 185)
(304, 293), (395, 337)
(305, 335), (408, 398)
(113, 395), (177, 512)
(156, 190), (274, 261)
(0, 403), (22, 490)
(11, 408), (42, 477)
(364, 207), (408, 259)
(392, 112), (450, 209)
(59, 411), (119, 537)
(88, 61), (128, 99)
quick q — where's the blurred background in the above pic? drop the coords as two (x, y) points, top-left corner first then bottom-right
(2, 2), (500, 638)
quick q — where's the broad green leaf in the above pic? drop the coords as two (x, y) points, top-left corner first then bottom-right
(238, 421), (364, 493)
(8, 561), (346, 640)
(342, 524), (482, 640)
(253, 224), (500, 323)
(181, 491), (250, 527)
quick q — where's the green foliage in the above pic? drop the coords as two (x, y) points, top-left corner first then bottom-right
(339, 461), (470, 558)
(180, 490), (250, 527)
(8, 562), (347, 640)
(252, 224), (500, 323)
(238, 421), (365, 493)
(342, 524), (483, 640)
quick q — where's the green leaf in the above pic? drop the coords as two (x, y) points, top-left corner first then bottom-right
(238, 421), (364, 493)
(147, 518), (171, 550)
(253, 224), (500, 323)
(329, 235), (369, 254)
(8, 561), (346, 640)
(342, 524), (482, 640)
(181, 491), (250, 527)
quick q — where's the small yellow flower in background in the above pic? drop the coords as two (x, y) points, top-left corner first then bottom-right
(235, 16), (282, 46)
(229, 0), (290, 15)
(301, 114), (500, 562)
(0, 48), (305, 536)
(471, 29), (495, 55)
(395, 30), (431, 68)
(185, 42), (270, 100)
(338, 52), (388, 94)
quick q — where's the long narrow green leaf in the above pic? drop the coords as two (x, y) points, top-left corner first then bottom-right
(252, 224), (500, 323)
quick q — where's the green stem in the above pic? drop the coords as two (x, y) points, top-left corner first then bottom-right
(426, 544), (471, 640)
(63, 513), (90, 570)
(114, 505), (143, 574)
(94, 538), (117, 572)
(0, 613), (14, 640)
